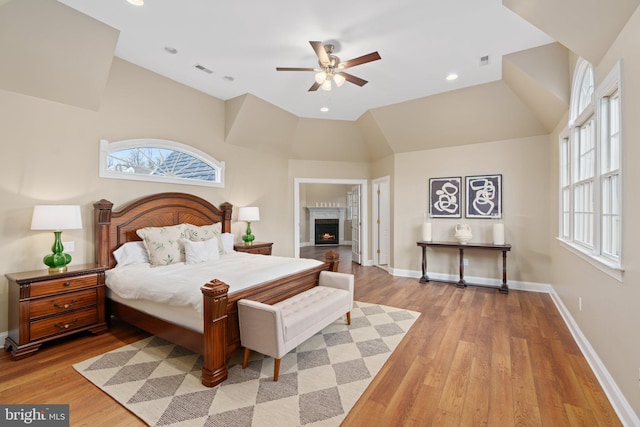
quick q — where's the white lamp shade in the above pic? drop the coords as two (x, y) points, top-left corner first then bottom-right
(315, 72), (327, 84)
(333, 73), (346, 87)
(31, 205), (83, 230)
(321, 79), (332, 91)
(238, 206), (260, 222)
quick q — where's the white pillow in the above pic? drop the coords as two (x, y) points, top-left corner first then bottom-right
(136, 224), (189, 266)
(113, 241), (149, 266)
(186, 223), (225, 255)
(221, 233), (235, 254)
(181, 237), (220, 264)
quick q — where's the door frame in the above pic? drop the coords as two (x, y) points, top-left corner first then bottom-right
(294, 178), (368, 265)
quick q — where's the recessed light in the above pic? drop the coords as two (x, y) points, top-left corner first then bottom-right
(164, 46), (178, 55)
(320, 107), (329, 112)
(446, 73), (458, 81)
(195, 64), (213, 74)
(127, 0), (144, 5)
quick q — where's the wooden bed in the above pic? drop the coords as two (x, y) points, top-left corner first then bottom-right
(93, 192), (339, 387)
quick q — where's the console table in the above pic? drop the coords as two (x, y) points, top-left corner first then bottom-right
(416, 241), (511, 293)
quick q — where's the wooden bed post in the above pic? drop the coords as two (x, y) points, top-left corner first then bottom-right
(200, 279), (230, 387)
(94, 199), (113, 268)
(325, 250), (340, 272)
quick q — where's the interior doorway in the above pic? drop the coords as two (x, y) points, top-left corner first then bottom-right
(294, 178), (368, 265)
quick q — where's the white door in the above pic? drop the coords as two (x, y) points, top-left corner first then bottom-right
(372, 177), (390, 265)
(350, 185), (361, 264)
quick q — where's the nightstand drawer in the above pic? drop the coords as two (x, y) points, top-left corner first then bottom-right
(249, 246), (272, 255)
(30, 308), (98, 340)
(30, 274), (98, 298)
(29, 289), (97, 319)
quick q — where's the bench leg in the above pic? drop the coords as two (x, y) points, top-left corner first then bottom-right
(242, 347), (250, 369)
(347, 312), (351, 325)
(273, 358), (281, 382)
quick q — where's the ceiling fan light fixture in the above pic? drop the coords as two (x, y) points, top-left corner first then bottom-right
(321, 79), (332, 91)
(333, 73), (346, 87)
(315, 72), (327, 85)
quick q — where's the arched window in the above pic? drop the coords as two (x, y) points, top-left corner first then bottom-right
(100, 139), (225, 188)
(560, 59), (622, 280)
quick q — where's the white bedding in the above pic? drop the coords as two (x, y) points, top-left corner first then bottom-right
(105, 251), (323, 315)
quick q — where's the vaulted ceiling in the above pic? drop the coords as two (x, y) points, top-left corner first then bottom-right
(1, 0), (639, 161)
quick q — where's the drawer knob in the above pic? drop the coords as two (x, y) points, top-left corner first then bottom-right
(54, 299), (77, 310)
(54, 318), (78, 329)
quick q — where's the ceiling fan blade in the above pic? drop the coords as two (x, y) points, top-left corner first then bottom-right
(341, 52), (381, 69)
(276, 67), (316, 72)
(340, 72), (368, 87)
(310, 41), (330, 66)
(308, 81), (321, 91)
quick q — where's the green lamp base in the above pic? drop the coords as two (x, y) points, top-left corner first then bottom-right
(242, 222), (255, 245)
(43, 231), (72, 273)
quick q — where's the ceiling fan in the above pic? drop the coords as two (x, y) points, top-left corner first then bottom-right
(276, 41), (381, 92)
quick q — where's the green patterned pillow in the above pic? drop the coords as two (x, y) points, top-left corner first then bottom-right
(136, 224), (189, 266)
(186, 223), (225, 255)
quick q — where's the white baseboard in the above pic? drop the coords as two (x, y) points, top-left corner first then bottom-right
(390, 267), (639, 425)
(548, 288), (640, 427)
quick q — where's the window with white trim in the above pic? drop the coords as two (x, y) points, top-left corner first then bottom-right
(559, 59), (622, 275)
(100, 139), (225, 188)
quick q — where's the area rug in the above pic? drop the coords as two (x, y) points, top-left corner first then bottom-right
(73, 301), (419, 426)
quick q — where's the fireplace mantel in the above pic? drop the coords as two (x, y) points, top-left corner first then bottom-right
(307, 206), (346, 245)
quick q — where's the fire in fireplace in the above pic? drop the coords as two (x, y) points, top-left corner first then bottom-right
(315, 219), (339, 245)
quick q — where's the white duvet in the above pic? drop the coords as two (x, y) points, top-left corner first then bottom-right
(105, 251), (323, 315)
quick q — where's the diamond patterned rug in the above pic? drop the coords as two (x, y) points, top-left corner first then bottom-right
(73, 301), (419, 426)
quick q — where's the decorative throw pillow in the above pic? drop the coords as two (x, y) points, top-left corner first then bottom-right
(181, 238), (220, 264)
(113, 241), (149, 266)
(136, 224), (188, 266)
(186, 223), (225, 255)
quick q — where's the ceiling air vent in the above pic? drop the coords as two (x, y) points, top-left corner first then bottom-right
(195, 64), (213, 74)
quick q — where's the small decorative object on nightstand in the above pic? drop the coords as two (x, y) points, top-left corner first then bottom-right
(238, 206), (260, 245)
(234, 242), (273, 255)
(4, 263), (108, 360)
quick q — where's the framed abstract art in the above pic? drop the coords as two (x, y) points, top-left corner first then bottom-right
(429, 177), (462, 218)
(465, 174), (502, 218)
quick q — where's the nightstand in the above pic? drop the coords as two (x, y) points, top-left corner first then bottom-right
(234, 242), (273, 255)
(4, 263), (108, 360)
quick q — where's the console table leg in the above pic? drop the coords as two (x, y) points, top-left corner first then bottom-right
(419, 245), (429, 283)
(457, 247), (466, 287)
(500, 250), (509, 294)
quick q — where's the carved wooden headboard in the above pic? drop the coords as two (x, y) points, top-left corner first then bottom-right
(94, 192), (233, 268)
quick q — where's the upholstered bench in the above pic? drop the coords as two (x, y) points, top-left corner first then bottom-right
(237, 270), (354, 381)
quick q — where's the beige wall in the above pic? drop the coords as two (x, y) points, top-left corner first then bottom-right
(549, 6), (640, 416)
(393, 135), (551, 284)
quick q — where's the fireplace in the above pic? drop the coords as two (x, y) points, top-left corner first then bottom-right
(315, 219), (339, 245)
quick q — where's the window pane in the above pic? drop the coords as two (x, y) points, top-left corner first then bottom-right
(578, 66), (594, 113)
(574, 181), (594, 247)
(101, 139), (225, 188)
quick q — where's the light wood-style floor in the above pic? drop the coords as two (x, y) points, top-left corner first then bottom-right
(0, 257), (621, 426)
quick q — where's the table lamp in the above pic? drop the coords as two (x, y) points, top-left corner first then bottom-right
(238, 207), (260, 245)
(31, 205), (83, 272)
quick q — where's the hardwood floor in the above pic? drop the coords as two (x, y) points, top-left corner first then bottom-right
(0, 262), (621, 426)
